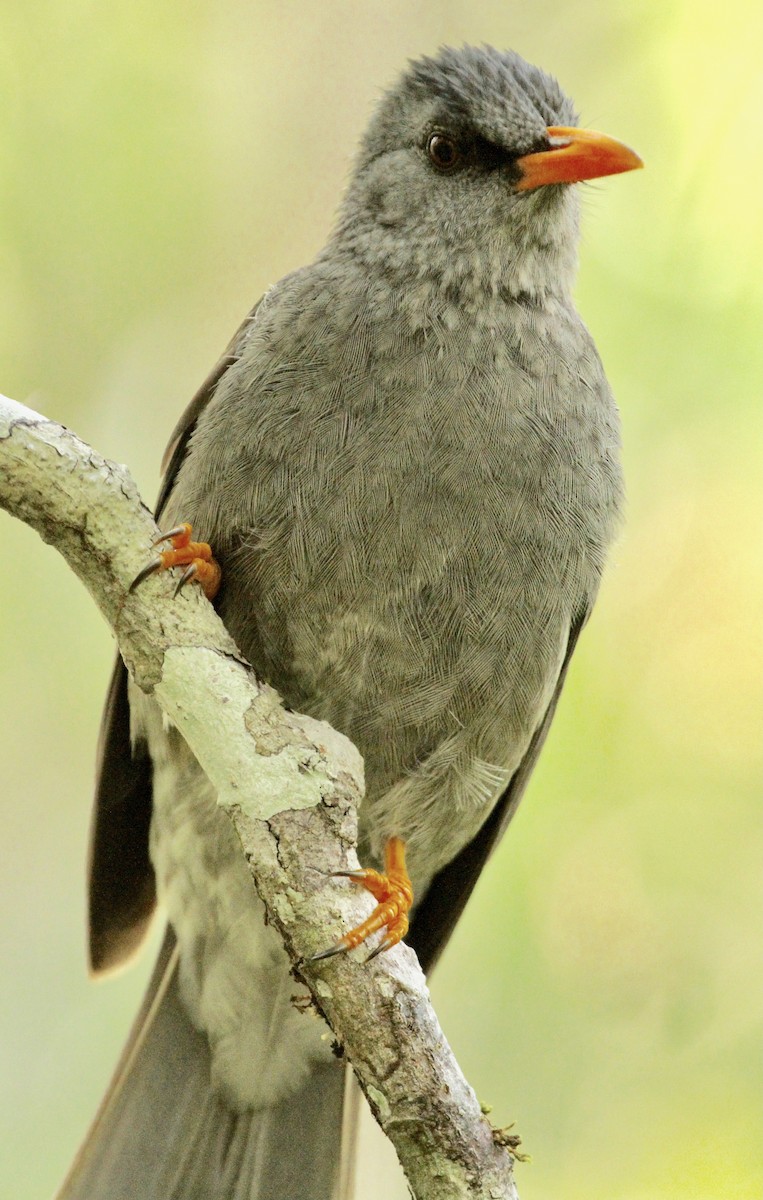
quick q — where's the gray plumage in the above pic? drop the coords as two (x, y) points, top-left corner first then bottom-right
(62, 44), (625, 1200)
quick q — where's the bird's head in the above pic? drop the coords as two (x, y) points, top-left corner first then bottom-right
(334, 45), (641, 303)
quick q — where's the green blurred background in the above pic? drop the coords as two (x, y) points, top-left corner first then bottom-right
(1, 2), (760, 1197)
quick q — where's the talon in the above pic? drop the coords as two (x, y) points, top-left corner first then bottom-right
(365, 936), (395, 963)
(307, 940), (350, 963)
(173, 563), (199, 597)
(130, 522), (221, 600)
(312, 837), (413, 964)
(129, 558), (164, 592)
(152, 524), (192, 547)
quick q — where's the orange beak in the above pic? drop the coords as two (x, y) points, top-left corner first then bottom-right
(514, 126), (643, 192)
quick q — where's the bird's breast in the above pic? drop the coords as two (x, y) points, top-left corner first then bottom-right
(167, 278), (621, 880)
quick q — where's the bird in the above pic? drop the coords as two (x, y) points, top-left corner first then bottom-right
(58, 43), (641, 1200)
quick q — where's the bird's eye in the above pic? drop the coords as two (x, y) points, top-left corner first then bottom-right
(427, 133), (461, 172)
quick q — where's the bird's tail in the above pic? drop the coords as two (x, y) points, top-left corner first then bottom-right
(56, 929), (350, 1200)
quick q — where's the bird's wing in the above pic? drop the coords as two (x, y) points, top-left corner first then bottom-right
(88, 302), (262, 973)
(154, 301), (261, 517)
(409, 605), (590, 974)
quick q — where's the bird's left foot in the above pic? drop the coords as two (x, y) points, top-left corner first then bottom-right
(310, 836), (413, 963)
(130, 523), (221, 599)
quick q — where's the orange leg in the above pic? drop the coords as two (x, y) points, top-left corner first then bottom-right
(130, 523), (221, 600)
(310, 837), (414, 963)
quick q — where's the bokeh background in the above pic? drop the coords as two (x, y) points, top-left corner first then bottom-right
(1, 2), (760, 1198)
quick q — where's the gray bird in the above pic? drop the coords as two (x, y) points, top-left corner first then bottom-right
(58, 44), (641, 1200)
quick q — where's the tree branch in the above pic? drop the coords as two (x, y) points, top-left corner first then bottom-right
(0, 394), (519, 1200)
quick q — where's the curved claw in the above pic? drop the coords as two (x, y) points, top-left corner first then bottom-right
(306, 940), (349, 963)
(129, 558), (164, 592)
(152, 524), (190, 548)
(365, 937), (395, 963)
(173, 563), (198, 597)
